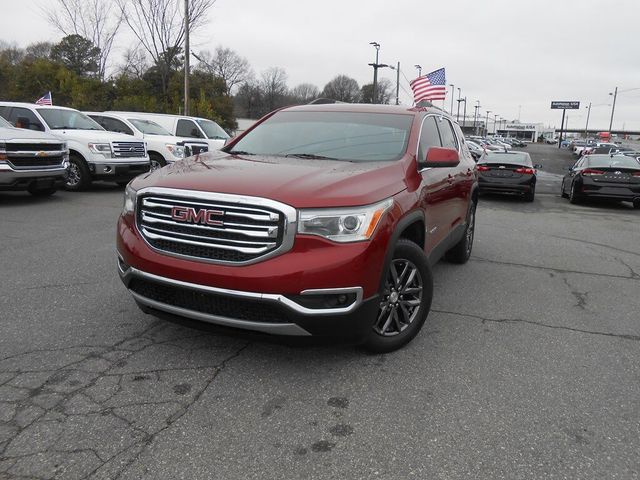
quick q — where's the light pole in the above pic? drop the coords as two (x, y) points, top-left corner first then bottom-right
(388, 62), (400, 105)
(485, 111), (491, 136)
(493, 114), (498, 134)
(462, 97), (467, 127)
(456, 88), (462, 122)
(414, 64), (422, 77)
(584, 102), (591, 138)
(609, 87), (618, 133)
(183, 0), (190, 115)
(368, 42), (388, 104)
(473, 101), (480, 134)
(449, 84), (455, 115)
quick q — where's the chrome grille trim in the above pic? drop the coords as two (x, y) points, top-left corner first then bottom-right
(135, 187), (298, 265)
(112, 141), (146, 158)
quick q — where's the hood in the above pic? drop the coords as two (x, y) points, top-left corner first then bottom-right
(0, 126), (61, 142)
(141, 134), (184, 145)
(50, 129), (143, 143)
(132, 151), (409, 208)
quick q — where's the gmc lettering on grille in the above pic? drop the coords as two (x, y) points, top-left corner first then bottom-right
(171, 206), (224, 226)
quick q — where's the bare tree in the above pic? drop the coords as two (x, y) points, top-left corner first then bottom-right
(43, 0), (122, 79)
(115, 0), (215, 104)
(260, 67), (288, 112)
(290, 83), (320, 104)
(322, 75), (361, 103)
(194, 47), (250, 95)
(119, 46), (149, 79)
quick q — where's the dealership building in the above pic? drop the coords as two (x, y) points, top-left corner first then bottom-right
(495, 122), (554, 142)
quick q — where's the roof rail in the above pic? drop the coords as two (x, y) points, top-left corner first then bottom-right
(307, 98), (345, 105)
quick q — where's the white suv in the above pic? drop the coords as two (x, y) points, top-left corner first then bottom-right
(0, 102), (150, 190)
(85, 112), (209, 170)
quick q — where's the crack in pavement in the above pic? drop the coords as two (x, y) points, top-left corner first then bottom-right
(0, 318), (251, 480)
(562, 277), (589, 310)
(548, 234), (640, 258)
(432, 309), (640, 342)
(471, 256), (640, 282)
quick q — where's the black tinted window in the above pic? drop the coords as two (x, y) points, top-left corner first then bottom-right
(9, 107), (45, 132)
(438, 118), (459, 150)
(480, 153), (532, 166)
(418, 116), (442, 161)
(96, 116), (133, 135)
(176, 119), (203, 138)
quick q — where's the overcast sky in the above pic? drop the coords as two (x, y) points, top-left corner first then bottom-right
(2, 0), (639, 131)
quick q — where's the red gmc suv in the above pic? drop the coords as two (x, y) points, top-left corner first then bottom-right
(117, 103), (478, 352)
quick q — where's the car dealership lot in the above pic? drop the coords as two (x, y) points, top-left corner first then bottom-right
(1, 145), (639, 479)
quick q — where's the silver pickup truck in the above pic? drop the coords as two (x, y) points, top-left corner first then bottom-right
(0, 116), (69, 196)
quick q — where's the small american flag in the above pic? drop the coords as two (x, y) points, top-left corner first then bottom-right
(35, 92), (52, 106)
(410, 68), (446, 103)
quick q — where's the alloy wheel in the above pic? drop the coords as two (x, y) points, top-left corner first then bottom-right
(374, 259), (423, 337)
(465, 207), (475, 256)
(65, 162), (81, 187)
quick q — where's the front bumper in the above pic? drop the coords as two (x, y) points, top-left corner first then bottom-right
(88, 158), (150, 180)
(0, 164), (67, 191)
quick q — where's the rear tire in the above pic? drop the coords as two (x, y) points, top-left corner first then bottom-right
(524, 186), (535, 202)
(445, 202), (476, 264)
(633, 199), (640, 210)
(64, 154), (91, 191)
(569, 181), (581, 204)
(363, 239), (433, 353)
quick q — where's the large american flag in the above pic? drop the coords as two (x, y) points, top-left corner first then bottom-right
(410, 68), (446, 103)
(35, 92), (52, 106)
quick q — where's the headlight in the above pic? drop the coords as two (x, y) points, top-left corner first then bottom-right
(88, 142), (113, 157)
(122, 183), (137, 215)
(298, 198), (393, 242)
(166, 144), (186, 158)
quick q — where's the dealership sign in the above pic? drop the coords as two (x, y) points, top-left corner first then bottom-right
(506, 124), (536, 130)
(551, 101), (580, 109)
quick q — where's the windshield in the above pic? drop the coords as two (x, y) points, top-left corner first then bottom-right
(129, 118), (171, 136)
(196, 119), (229, 140)
(37, 108), (103, 131)
(228, 111), (413, 162)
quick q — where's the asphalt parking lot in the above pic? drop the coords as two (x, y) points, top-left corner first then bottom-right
(1, 144), (639, 479)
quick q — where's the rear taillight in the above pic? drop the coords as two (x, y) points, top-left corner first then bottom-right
(632, 172), (640, 177)
(477, 165), (490, 171)
(515, 167), (535, 174)
(582, 169), (605, 176)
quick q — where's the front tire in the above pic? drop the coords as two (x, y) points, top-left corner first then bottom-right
(363, 239), (433, 353)
(149, 153), (167, 171)
(64, 154), (91, 191)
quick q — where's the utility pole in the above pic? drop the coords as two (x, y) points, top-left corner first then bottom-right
(584, 102), (591, 139)
(395, 62), (400, 105)
(456, 88), (462, 122)
(183, 0), (189, 115)
(609, 87), (618, 133)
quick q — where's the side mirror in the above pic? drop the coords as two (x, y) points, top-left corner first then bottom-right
(421, 147), (460, 169)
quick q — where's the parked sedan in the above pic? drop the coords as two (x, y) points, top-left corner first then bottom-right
(561, 154), (640, 208)
(466, 140), (485, 160)
(477, 151), (538, 202)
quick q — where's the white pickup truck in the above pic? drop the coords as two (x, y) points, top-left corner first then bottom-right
(0, 102), (150, 190)
(85, 112), (208, 170)
(0, 116), (69, 196)
(108, 111), (229, 152)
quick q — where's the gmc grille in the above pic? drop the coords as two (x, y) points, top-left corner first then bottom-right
(112, 141), (146, 158)
(136, 190), (295, 264)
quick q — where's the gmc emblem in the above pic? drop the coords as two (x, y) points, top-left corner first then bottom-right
(171, 206), (224, 226)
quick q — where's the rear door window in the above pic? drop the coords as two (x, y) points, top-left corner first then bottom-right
(176, 119), (204, 138)
(417, 116), (442, 161)
(437, 118), (459, 150)
(101, 117), (134, 135)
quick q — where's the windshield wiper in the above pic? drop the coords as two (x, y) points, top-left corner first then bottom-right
(284, 153), (337, 160)
(228, 150), (254, 155)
